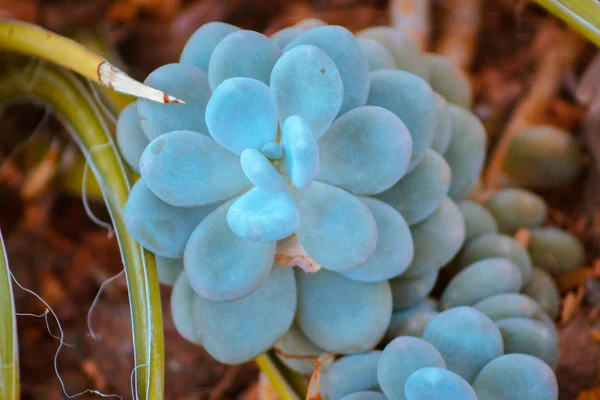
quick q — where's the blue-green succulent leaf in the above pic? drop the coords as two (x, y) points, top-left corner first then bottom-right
(180, 22), (240, 71)
(295, 182), (377, 272)
(227, 187), (300, 243)
(140, 130), (250, 207)
(240, 148), (287, 193)
(367, 70), (436, 170)
(285, 26), (370, 115)
(318, 106), (412, 195)
(271, 45), (343, 139)
(208, 30), (281, 90)
(124, 178), (218, 258)
(281, 115), (319, 189)
(206, 77), (279, 155)
(185, 201), (276, 301)
(138, 63), (212, 140)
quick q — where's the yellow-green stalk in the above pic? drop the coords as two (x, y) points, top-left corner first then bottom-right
(0, 19), (181, 104)
(0, 61), (164, 400)
(534, 0), (600, 47)
(0, 230), (18, 400)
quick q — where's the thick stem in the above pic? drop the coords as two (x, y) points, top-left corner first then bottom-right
(0, 19), (181, 104)
(255, 354), (305, 400)
(70, 29), (135, 115)
(0, 229), (19, 400)
(533, 0), (600, 48)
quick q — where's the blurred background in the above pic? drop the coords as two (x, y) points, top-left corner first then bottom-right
(1, 0), (600, 399)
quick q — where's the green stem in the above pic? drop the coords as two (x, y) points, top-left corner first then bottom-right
(0, 229), (19, 400)
(69, 29), (135, 115)
(256, 353), (306, 400)
(534, 0), (600, 47)
(0, 61), (164, 400)
(0, 19), (180, 104)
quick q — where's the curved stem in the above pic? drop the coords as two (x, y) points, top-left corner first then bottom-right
(70, 29), (135, 115)
(0, 19), (181, 104)
(0, 61), (164, 400)
(255, 354), (305, 400)
(534, 0), (600, 48)
(0, 229), (19, 400)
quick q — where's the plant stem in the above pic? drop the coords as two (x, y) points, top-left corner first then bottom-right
(0, 229), (19, 400)
(534, 0), (600, 48)
(255, 353), (305, 400)
(0, 19), (181, 104)
(70, 29), (135, 115)
(0, 61), (164, 400)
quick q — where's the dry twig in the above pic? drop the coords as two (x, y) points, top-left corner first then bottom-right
(390, 0), (430, 50)
(485, 27), (585, 190)
(436, 0), (481, 70)
(514, 228), (531, 247)
(561, 284), (586, 323)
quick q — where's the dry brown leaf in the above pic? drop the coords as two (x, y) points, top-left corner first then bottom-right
(240, 381), (260, 400)
(20, 138), (61, 201)
(275, 235), (322, 272)
(108, 0), (181, 22)
(39, 270), (66, 307)
(80, 359), (108, 391)
(577, 53), (600, 105)
(593, 260), (600, 277)
(548, 98), (587, 131)
(514, 228), (531, 247)
(390, 0), (430, 50)
(0, 0), (38, 22)
(107, 1), (138, 22)
(558, 268), (594, 294)
(257, 373), (279, 400)
(578, 387), (600, 400)
(558, 312), (600, 399)
(580, 52), (600, 205)
(562, 286), (586, 323)
(590, 329), (600, 343)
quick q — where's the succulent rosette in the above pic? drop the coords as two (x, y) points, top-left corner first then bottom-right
(117, 19), (486, 364)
